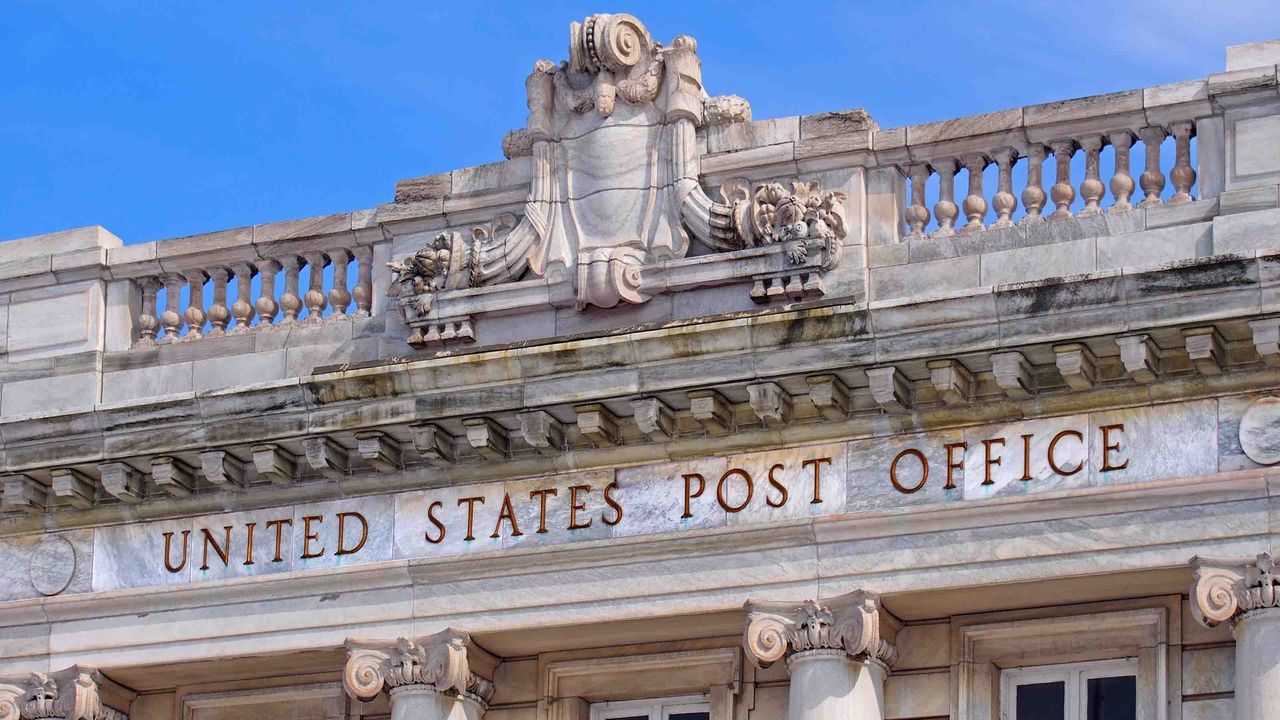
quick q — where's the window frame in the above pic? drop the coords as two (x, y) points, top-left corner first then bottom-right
(999, 658), (1139, 720)
(589, 694), (711, 720)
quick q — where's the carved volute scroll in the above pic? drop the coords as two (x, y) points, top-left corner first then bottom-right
(0, 667), (130, 720)
(387, 12), (858, 348)
(743, 591), (897, 671)
(344, 629), (496, 706)
(1191, 553), (1280, 627)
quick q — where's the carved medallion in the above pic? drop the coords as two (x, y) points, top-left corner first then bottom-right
(1239, 395), (1280, 465)
(29, 535), (75, 597)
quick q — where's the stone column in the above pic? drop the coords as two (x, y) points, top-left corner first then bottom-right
(0, 665), (133, 720)
(344, 629), (496, 720)
(1191, 553), (1280, 720)
(743, 591), (896, 720)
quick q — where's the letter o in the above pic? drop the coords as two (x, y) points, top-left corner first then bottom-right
(890, 449), (929, 494)
(717, 468), (754, 513)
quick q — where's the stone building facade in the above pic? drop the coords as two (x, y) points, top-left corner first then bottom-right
(2, 13), (1280, 720)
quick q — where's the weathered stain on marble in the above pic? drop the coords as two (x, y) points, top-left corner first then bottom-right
(962, 415), (1091, 499)
(847, 429), (965, 512)
(93, 518), (193, 592)
(1089, 400), (1219, 486)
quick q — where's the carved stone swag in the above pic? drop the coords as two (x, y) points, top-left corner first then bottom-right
(386, 12), (854, 349)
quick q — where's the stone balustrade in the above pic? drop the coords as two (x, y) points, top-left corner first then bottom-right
(896, 120), (1199, 240)
(115, 238), (377, 345)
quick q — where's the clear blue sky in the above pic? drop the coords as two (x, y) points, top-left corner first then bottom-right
(3, 1), (1278, 244)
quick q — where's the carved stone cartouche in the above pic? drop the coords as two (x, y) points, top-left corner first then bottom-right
(389, 12), (856, 348)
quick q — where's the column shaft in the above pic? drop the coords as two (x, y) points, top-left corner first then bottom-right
(1234, 607), (1280, 720)
(390, 685), (486, 720)
(786, 650), (885, 720)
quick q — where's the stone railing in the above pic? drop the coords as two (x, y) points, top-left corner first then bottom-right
(109, 229), (379, 346)
(897, 120), (1197, 239)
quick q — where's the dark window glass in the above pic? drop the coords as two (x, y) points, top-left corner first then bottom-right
(669, 714), (710, 720)
(1087, 675), (1136, 720)
(1016, 681), (1066, 720)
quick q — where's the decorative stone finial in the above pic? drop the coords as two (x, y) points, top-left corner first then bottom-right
(1191, 553), (1280, 627)
(343, 630), (495, 705)
(743, 591), (896, 670)
(0, 667), (129, 720)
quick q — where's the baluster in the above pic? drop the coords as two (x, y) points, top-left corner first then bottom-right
(932, 158), (959, 238)
(958, 154), (988, 234)
(230, 262), (257, 332)
(991, 148), (1018, 228)
(1078, 135), (1105, 216)
(303, 252), (329, 323)
(1169, 121), (1197, 206)
(137, 276), (160, 346)
(207, 267), (231, 336)
(1108, 131), (1135, 212)
(328, 248), (353, 317)
(1021, 145), (1047, 223)
(279, 256), (303, 324)
(1048, 140), (1076, 220)
(904, 164), (931, 240)
(160, 274), (185, 341)
(1138, 126), (1167, 208)
(256, 259), (281, 325)
(353, 247), (373, 318)
(183, 271), (208, 339)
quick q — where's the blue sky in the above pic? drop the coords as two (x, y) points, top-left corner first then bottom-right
(3, 1), (1278, 244)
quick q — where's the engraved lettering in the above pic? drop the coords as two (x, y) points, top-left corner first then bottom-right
(1048, 430), (1084, 476)
(890, 448), (928, 494)
(717, 468), (753, 513)
(199, 525), (232, 570)
(802, 457), (833, 504)
(568, 484), (593, 529)
(336, 511), (368, 555)
(162, 530), (191, 573)
(681, 473), (706, 519)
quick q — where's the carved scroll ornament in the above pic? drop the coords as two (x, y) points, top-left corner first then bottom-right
(387, 12), (851, 336)
(1191, 552), (1280, 627)
(0, 668), (127, 720)
(743, 592), (896, 669)
(344, 630), (495, 704)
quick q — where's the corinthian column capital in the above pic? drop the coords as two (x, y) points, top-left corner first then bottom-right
(1191, 553), (1280, 627)
(343, 629), (497, 706)
(743, 591), (897, 670)
(0, 666), (130, 720)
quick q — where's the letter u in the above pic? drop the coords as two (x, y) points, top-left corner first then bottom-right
(163, 530), (191, 573)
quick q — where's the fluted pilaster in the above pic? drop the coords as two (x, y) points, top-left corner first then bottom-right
(1191, 553), (1280, 720)
(344, 630), (495, 720)
(744, 591), (895, 720)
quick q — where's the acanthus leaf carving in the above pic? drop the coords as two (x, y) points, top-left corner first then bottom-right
(743, 591), (896, 670)
(343, 629), (495, 705)
(0, 668), (128, 720)
(1191, 552), (1280, 627)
